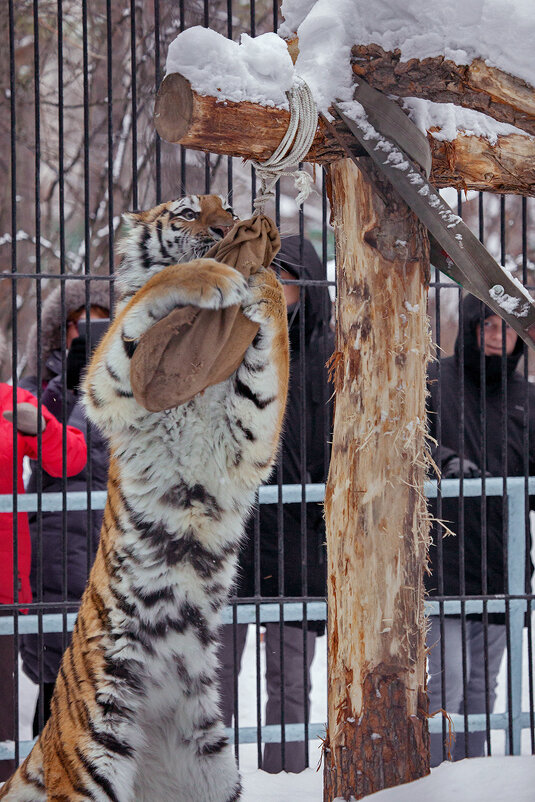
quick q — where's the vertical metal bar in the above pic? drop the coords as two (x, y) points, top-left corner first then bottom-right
(179, 2), (186, 193)
(529, 598), (535, 753)
(253, 502), (262, 767)
(433, 232), (447, 756)
(250, 0), (256, 36)
(33, 0), (45, 739)
(274, 180), (285, 770)
(507, 482), (525, 755)
(154, 0), (162, 204)
(298, 214), (310, 767)
(8, 0), (20, 767)
(322, 176), (331, 476)
(231, 603), (240, 763)
(203, 1), (210, 192)
(81, 0), (94, 596)
(130, 0), (138, 209)
(226, 3), (233, 208)
(478, 194), (491, 753)
(456, 193), (470, 756)
(106, 0), (115, 312)
(521, 197), (534, 754)
(498, 194), (515, 755)
(56, 0), (69, 660)
(254, 602), (262, 768)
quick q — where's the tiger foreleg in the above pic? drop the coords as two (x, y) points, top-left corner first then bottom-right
(0, 740), (46, 801)
(83, 259), (248, 432)
(226, 267), (290, 485)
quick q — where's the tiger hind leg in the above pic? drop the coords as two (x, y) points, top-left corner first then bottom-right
(133, 725), (241, 802)
(0, 740), (46, 801)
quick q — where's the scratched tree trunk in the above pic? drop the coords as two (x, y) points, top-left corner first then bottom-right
(324, 158), (431, 801)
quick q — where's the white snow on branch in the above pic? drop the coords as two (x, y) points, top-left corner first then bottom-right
(0, 231), (76, 264)
(281, 0), (535, 88)
(165, 27), (294, 109)
(402, 97), (534, 144)
(163, 2), (535, 122)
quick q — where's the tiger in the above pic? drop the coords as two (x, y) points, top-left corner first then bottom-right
(1, 194), (289, 802)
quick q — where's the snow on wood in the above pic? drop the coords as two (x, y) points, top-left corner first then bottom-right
(154, 74), (535, 197)
(352, 46), (535, 138)
(281, 0), (535, 93)
(156, 20), (535, 197)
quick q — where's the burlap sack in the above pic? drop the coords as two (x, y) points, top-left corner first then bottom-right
(129, 215), (280, 411)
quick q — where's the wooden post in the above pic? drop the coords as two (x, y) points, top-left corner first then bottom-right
(324, 158), (431, 800)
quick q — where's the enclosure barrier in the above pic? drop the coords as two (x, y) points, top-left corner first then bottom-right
(0, 478), (532, 760)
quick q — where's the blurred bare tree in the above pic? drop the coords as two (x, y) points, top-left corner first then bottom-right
(0, 0), (287, 379)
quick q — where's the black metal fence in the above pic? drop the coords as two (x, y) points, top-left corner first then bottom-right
(1, 0), (533, 778)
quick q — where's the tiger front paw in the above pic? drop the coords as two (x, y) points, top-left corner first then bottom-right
(121, 260), (248, 341)
(242, 268), (287, 325)
(174, 259), (248, 311)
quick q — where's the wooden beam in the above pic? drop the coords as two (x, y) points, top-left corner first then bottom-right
(429, 131), (535, 195)
(352, 44), (535, 137)
(154, 73), (535, 196)
(323, 157), (430, 800)
(153, 72), (339, 163)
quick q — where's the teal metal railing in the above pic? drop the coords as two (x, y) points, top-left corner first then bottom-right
(0, 478), (532, 759)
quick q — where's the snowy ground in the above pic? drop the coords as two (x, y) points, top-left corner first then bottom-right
(228, 625), (535, 799)
(14, 624), (535, 800)
(241, 757), (535, 801)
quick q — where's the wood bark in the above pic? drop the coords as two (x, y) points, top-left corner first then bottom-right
(429, 131), (535, 195)
(352, 45), (535, 137)
(323, 158), (430, 801)
(153, 72), (341, 162)
(154, 73), (535, 196)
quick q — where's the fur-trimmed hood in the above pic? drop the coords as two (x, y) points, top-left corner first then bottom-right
(24, 279), (111, 379)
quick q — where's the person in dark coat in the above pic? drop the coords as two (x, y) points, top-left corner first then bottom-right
(426, 293), (535, 765)
(218, 235), (334, 773)
(19, 280), (111, 735)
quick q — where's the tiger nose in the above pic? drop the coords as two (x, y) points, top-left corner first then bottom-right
(212, 224), (233, 239)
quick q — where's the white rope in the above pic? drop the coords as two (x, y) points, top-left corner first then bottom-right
(251, 76), (318, 215)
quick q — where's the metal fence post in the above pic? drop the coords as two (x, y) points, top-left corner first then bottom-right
(507, 479), (528, 755)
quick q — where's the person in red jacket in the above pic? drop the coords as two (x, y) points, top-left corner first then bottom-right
(0, 377), (86, 779)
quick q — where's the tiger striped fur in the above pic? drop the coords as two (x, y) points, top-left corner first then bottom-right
(0, 195), (289, 802)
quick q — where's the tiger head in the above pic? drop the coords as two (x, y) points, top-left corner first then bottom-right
(116, 194), (238, 295)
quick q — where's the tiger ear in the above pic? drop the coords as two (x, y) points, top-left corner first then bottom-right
(121, 211), (143, 234)
(122, 211), (142, 224)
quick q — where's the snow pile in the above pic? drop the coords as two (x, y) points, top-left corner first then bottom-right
(280, 0), (535, 87)
(402, 98), (533, 144)
(165, 28), (294, 108)
(280, 0), (357, 113)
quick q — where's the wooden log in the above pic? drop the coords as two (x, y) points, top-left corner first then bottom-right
(154, 73), (535, 196)
(323, 158), (430, 800)
(153, 71), (338, 163)
(429, 131), (535, 195)
(352, 44), (535, 137)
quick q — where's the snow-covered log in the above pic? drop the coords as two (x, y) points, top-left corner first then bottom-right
(323, 157), (431, 800)
(153, 72), (335, 162)
(352, 45), (535, 137)
(154, 73), (535, 196)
